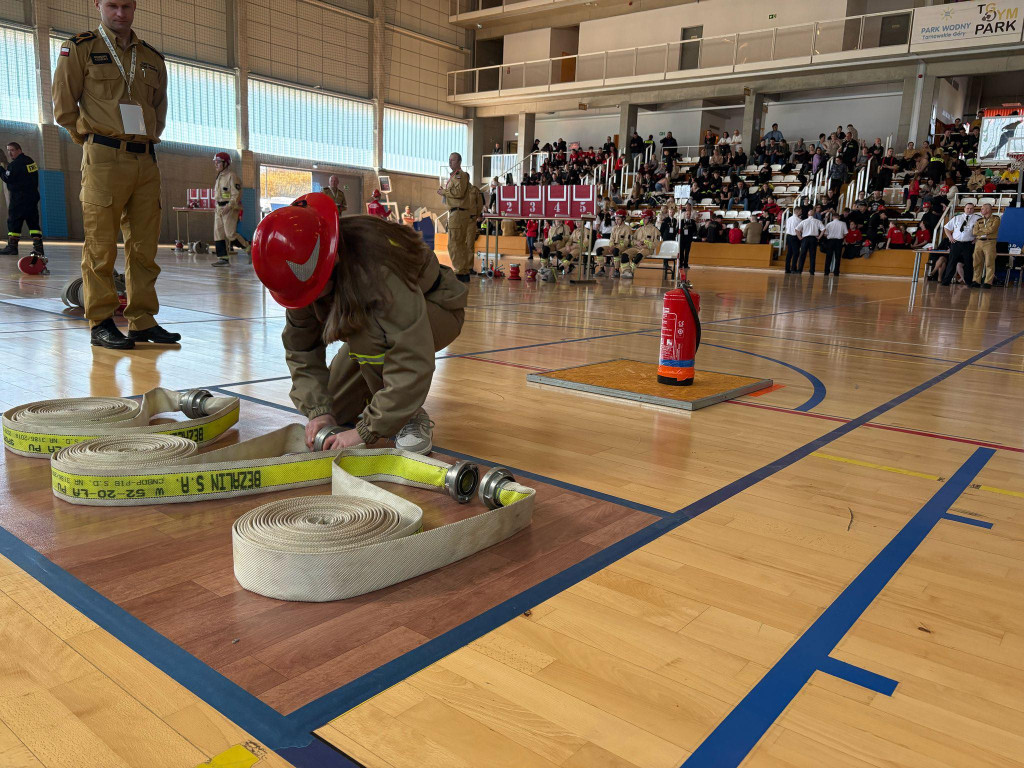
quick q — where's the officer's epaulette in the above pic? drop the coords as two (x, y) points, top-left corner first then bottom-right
(67, 31), (96, 45)
(141, 40), (164, 60)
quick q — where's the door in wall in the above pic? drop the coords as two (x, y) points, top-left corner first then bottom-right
(679, 26), (702, 71)
(559, 52), (576, 83)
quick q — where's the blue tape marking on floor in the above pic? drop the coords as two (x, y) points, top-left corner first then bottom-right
(702, 343), (827, 412)
(275, 736), (363, 767)
(0, 525), (308, 750)
(207, 387), (673, 520)
(942, 512), (994, 529)
(681, 447), (994, 768)
(818, 656), (899, 696)
(2, 328), (1020, 755)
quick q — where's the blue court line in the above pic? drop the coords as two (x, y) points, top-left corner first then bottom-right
(943, 511), (994, 528)
(817, 657), (898, 696)
(1, 327), (1019, 760)
(700, 343), (827, 412)
(208, 387), (674, 521)
(682, 447), (994, 768)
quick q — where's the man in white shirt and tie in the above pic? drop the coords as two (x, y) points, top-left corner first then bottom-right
(796, 213), (826, 275)
(783, 211), (803, 273)
(822, 214), (849, 276)
(940, 202), (980, 286)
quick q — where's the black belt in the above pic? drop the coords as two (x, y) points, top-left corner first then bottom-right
(449, 207), (465, 212)
(217, 201), (228, 207)
(89, 134), (154, 155)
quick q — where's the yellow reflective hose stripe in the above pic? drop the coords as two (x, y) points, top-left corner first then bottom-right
(337, 453), (447, 489)
(3, 404), (239, 456)
(51, 454), (334, 502)
(499, 488), (531, 506)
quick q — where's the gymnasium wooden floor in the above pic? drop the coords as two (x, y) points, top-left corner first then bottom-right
(1, 243), (1023, 768)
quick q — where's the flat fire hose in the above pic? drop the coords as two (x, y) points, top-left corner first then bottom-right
(232, 449), (535, 601)
(49, 424), (341, 505)
(3, 388), (239, 458)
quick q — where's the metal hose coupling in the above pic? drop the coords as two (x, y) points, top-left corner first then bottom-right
(312, 425), (346, 453)
(478, 467), (516, 509)
(444, 460), (480, 504)
(178, 389), (214, 419)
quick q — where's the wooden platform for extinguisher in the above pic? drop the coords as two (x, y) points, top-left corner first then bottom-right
(526, 359), (774, 411)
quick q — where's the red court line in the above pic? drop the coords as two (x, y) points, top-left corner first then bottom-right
(729, 400), (1024, 454)
(460, 355), (549, 371)
(746, 384), (787, 397)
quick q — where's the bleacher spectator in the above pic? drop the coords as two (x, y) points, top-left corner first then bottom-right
(967, 168), (987, 192)
(763, 123), (784, 142)
(603, 136), (617, 156)
(742, 217), (762, 244)
(628, 131), (644, 157)
(843, 221), (868, 260)
(702, 129), (718, 150)
(728, 222), (743, 244)
(729, 130), (743, 152)
(728, 180), (750, 210)
(886, 222), (909, 249)
(661, 131), (678, 160)
(829, 157), (849, 191)
(846, 124), (859, 141)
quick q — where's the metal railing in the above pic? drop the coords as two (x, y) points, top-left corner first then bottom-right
(448, 9), (922, 99)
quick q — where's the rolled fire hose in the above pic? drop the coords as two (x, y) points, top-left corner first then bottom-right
(49, 423), (337, 505)
(61, 270), (125, 308)
(3, 388), (239, 458)
(232, 449), (535, 601)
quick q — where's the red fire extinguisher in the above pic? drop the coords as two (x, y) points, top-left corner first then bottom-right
(657, 281), (701, 386)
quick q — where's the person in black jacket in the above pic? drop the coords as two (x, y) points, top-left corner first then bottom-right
(0, 142), (43, 256)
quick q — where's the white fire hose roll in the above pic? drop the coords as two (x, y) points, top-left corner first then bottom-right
(3, 388), (239, 458)
(232, 449), (535, 602)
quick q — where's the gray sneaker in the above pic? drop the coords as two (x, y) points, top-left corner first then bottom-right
(395, 410), (434, 454)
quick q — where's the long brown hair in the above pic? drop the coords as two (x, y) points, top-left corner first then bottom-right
(322, 215), (432, 343)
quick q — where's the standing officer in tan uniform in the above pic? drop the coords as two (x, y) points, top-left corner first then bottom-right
(323, 174), (347, 216)
(437, 152), (471, 282)
(971, 203), (1000, 289)
(620, 210), (661, 279)
(596, 210), (631, 277)
(53, 0), (179, 349)
(210, 151), (248, 267)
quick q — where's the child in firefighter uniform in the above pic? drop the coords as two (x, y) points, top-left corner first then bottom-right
(596, 210), (632, 277)
(555, 221), (593, 275)
(539, 220), (569, 266)
(620, 211), (661, 279)
(211, 152), (249, 266)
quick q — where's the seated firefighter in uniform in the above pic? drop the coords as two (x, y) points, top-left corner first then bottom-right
(553, 221), (593, 275)
(619, 210), (661, 279)
(539, 220), (569, 265)
(595, 210), (632, 277)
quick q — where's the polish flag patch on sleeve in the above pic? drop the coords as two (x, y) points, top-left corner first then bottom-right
(60, 46), (70, 56)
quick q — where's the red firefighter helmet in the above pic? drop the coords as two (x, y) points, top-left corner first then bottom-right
(642, 209), (654, 220)
(214, 152), (231, 165)
(372, 189), (382, 199)
(251, 192), (340, 308)
(615, 209), (626, 219)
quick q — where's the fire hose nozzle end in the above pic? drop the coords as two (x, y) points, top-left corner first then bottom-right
(179, 389), (214, 418)
(312, 425), (346, 452)
(445, 461), (480, 504)
(479, 467), (516, 509)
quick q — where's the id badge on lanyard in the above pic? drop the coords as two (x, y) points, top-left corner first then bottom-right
(98, 26), (146, 136)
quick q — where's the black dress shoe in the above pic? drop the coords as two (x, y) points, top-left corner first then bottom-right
(969, 281), (981, 288)
(982, 283), (993, 289)
(456, 273), (470, 283)
(128, 324), (181, 344)
(91, 318), (134, 349)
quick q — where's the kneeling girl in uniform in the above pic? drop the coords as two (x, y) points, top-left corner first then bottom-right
(252, 193), (468, 453)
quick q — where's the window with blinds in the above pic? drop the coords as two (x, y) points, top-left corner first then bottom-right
(383, 106), (468, 177)
(3, 26), (40, 125)
(249, 78), (373, 168)
(49, 36), (237, 148)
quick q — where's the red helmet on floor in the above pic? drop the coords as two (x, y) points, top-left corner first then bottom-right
(372, 189), (382, 199)
(251, 193), (340, 309)
(17, 255), (47, 275)
(214, 152), (231, 165)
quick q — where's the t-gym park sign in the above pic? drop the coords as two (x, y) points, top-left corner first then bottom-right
(911, 2), (1024, 47)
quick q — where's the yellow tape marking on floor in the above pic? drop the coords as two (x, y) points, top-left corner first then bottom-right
(812, 451), (1024, 500)
(195, 743), (262, 768)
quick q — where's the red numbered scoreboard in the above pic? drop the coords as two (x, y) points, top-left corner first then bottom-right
(544, 185), (570, 217)
(521, 185), (544, 218)
(570, 185), (597, 218)
(498, 186), (521, 216)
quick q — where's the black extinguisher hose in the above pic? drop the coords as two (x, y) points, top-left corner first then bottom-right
(681, 282), (701, 352)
